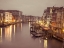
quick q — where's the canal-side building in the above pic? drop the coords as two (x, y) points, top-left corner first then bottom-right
(43, 6), (64, 36)
(21, 15), (40, 22)
(4, 12), (13, 24)
(0, 10), (5, 25)
(6, 10), (22, 22)
(0, 10), (22, 25)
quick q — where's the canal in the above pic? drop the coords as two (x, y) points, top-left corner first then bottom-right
(0, 22), (63, 48)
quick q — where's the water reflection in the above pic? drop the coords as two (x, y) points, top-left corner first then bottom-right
(39, 38), (41, 43)
(14, 25), (15, 37)
(0, 23), (62, 48)
(29, 22), (30, 28)
(3, 23), (23, 42)
(44, 39), (47, 48)
(21, 23), (22, 31)
(5, 25), (12, 42)
(0, 28), (2, 43)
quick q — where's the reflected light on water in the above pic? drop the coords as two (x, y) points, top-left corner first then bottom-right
(5, 25), (12, 41)
(29, 22), (30, 28)
(0, 28), (2, 43)
(39, 38), (41, 43)
(44, 39), (47, 48)
(21, 23), (22, 30)
(14, 25), (15, 36)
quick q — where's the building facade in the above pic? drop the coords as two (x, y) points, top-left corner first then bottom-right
(0, 10), (22, 25)
(43, 6), (64, 33)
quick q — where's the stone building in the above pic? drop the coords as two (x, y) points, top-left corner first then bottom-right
(43, 6), (64, 33)
(0, 10), (22, 24)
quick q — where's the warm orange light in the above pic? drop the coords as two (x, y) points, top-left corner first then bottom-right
(44, 40), (47, 48)
(40, 23), (43, 25)
(5, 25), (12, 41)
(39, 21), (42, 23)
(62, 28), (64, 32)
(0, 28), (2, 43)
(5, 20), (8, 22)
(13, 19), (15, 22)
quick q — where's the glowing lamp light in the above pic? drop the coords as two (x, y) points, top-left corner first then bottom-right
(62, 28), (64, 32)
(41, 23), (43, 25)
(39, 21), (42, 23)
(5, 20), (8, 22)
(13, 20), (15, 22)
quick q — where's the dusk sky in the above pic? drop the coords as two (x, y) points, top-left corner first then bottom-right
(0, 0), (64, 16)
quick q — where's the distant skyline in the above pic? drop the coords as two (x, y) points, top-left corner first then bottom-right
(0, 0), (64, 16)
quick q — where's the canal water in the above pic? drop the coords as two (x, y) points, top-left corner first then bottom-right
(0, 22), (63, 48)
